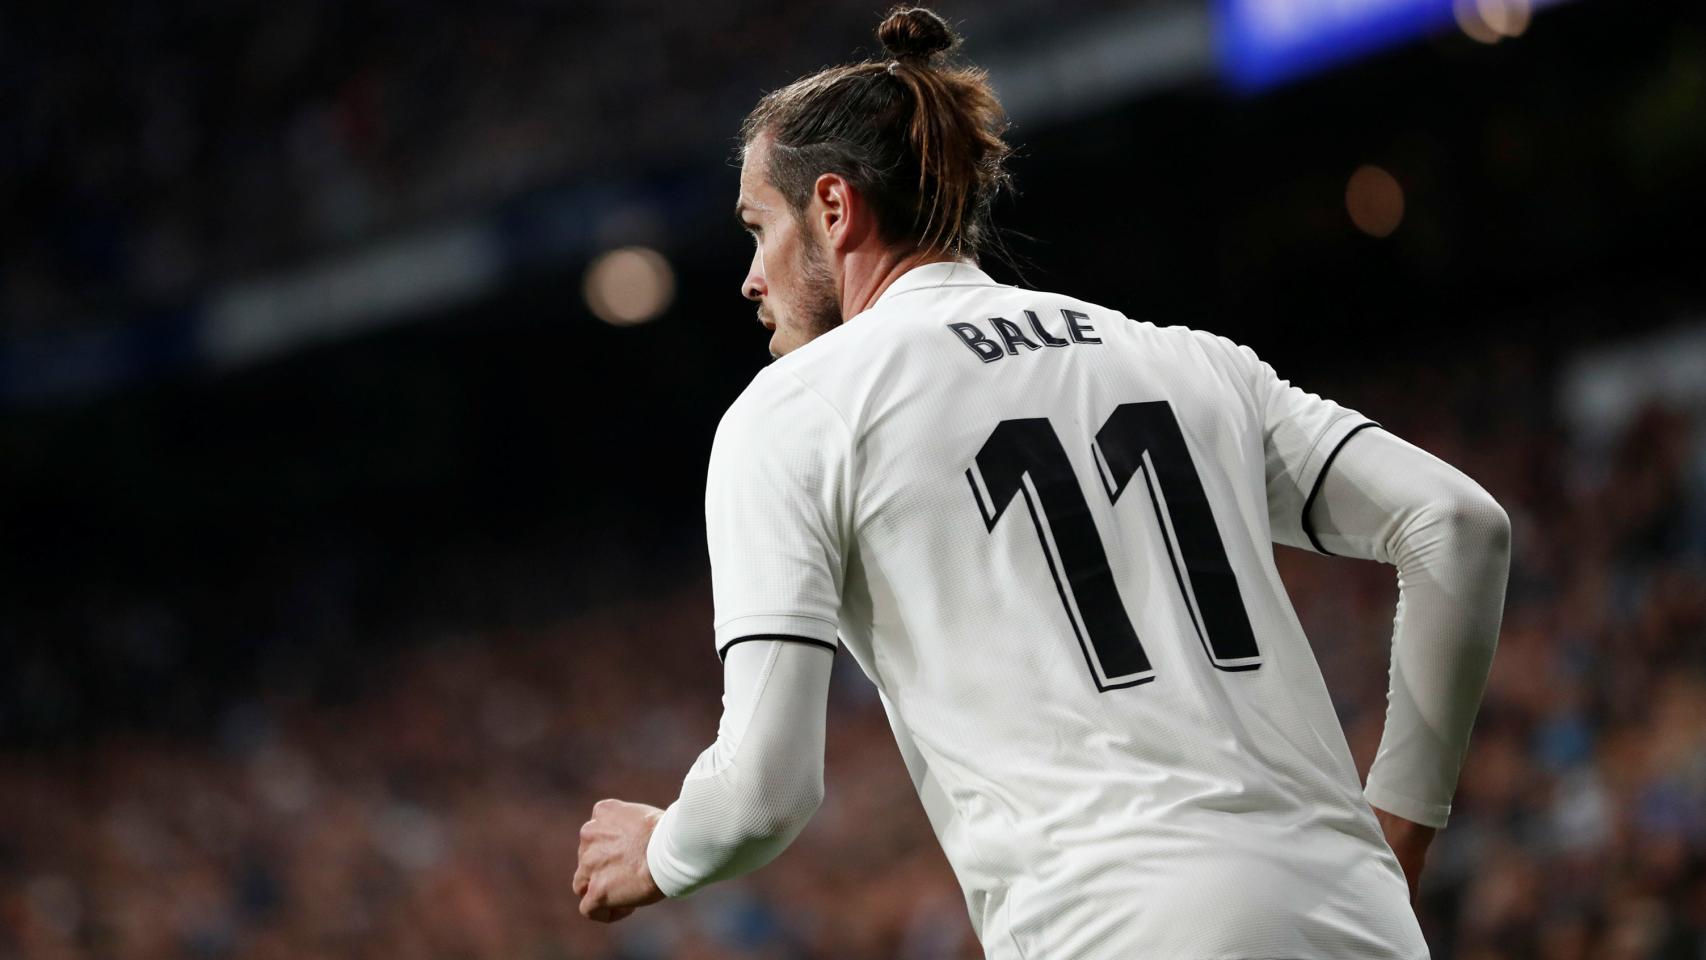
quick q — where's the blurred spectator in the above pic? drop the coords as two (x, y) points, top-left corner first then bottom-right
(0, 0), (1122, 339)
(1, 331), (1704, 959)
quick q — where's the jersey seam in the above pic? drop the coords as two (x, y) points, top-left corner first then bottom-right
(715, 612), (839, 635)
(778, 368), (856, 438)
(1294, 410), (1360, 488)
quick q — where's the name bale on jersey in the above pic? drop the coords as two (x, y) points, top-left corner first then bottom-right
(947, 309), (1101, 363)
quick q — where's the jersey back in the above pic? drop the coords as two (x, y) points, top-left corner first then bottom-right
(704, 263), (1427, 960)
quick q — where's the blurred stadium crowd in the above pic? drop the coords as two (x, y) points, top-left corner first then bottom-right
(3, 0), (747, 331)
(0, 0), (1117, 338)
(2, 331), (1703, 960)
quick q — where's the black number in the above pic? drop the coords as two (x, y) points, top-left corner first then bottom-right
(967, 418), (1154, 687)
(966, 401), (1259, 691)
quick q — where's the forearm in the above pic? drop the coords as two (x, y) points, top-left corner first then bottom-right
(645, 757), (821, 895)
(1308, 428), (1511, 828)
(645, 640), (833, 896)
(1362, 510), (1507, 825)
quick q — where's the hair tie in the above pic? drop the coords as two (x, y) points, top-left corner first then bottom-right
(887, 60), (901, 74)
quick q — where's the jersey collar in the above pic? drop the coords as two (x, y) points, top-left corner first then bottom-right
(871, 260), (997, 309)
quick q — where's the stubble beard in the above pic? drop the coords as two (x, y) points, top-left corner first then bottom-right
(796, 229), (843, 344)
(762, 229), (844, 359)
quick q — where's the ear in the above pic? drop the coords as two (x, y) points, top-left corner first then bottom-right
(812, 173), (865, 252)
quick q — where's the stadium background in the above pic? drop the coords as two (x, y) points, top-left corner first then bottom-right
(2, 0), (1705, 957)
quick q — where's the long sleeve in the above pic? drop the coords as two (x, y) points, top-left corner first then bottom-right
(1305, 427), (1511, 828)
(645, 639), (834, 897)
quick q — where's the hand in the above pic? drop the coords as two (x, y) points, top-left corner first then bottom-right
(1373, 806), (1437, 906)
(574, 799), (667, 922)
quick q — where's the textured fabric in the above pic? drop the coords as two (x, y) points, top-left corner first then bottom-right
(685, 260), (1499, 959)
(1307, 426), (1510, 828)
(646, 639), (833, 897)
(704, 369), (851, 652)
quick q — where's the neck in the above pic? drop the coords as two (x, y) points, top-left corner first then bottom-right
(838, 246), (959, 321)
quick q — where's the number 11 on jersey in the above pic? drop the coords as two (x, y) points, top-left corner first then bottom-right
(965, 401), (1261, 692)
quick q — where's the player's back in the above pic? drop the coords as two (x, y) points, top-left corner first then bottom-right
(738, 263), (1425, 959)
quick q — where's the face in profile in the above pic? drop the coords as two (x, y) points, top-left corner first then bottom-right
(735, 136), (843, 358)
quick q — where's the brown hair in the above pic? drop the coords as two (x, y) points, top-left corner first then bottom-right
(740, 6), (1013, 261)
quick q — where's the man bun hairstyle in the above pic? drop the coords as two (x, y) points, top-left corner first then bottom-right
(741, 6), (1013, 262)
(878, 6), (958, 62)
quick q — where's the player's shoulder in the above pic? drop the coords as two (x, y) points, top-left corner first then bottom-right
(716, 358), (850, 447)
(1157, 321), (1263, 370)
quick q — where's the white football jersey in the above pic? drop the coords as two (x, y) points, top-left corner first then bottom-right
(705, 262), (1427, 959)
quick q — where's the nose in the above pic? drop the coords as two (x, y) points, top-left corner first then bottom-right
(742, 250), (765, 302)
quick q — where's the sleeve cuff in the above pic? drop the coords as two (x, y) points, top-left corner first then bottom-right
(645, 804), (698, 898)
(712, 613), (839, 657)
(1363, 781), (1452, 829)
(1298, 420), (1379, 555)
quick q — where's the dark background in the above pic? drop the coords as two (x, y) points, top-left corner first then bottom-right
(2, 1), (1704, 957)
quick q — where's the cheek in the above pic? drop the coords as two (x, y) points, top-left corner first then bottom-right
(766, 229), (801, 293)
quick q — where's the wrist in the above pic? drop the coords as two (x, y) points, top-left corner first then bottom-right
(643, 809), (664, 893)
(643, 805), (688, 899)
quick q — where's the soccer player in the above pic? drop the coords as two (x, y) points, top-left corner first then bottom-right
(573, 7), (1510, 957)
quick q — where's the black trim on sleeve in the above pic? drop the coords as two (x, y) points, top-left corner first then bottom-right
(1300, 421), (1380, 557)
(716, 634), (838, 663)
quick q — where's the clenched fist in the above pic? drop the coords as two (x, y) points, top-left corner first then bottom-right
(573, 799), (667, 922)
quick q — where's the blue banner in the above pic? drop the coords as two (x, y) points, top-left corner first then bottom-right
(1217, 0), (1461, 91)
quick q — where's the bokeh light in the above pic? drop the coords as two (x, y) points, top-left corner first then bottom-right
(1480, 0), (1532, 38)
(1345, 164), (1406, 238)
(1455, 0), (1532, 43)
(582, 246), (675, 326)
(1454, 0), (1502, 44)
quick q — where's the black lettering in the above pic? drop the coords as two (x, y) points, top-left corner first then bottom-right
(1063, 309), (1101, 344)
(948, 321), (1003, 363)
(992, 316), (1043, 354)
(1026, 310), (1069, 347)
